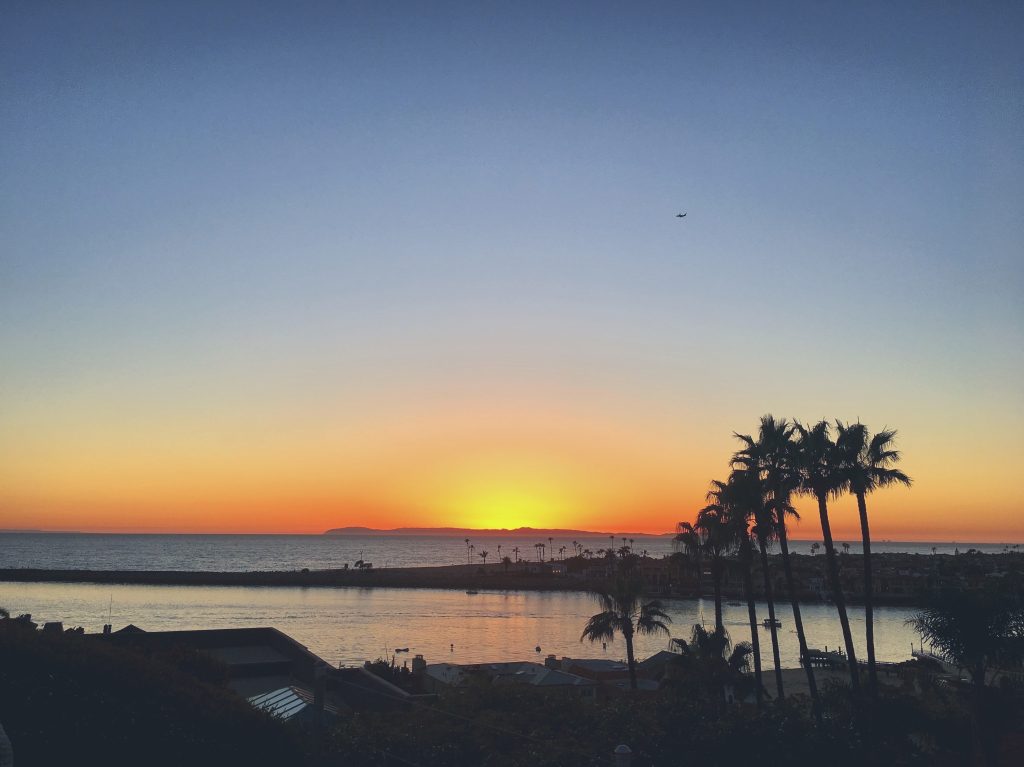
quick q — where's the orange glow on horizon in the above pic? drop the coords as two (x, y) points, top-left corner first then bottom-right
(2, 393), (1022, 541)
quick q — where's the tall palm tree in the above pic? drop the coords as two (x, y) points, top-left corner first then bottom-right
(836, 421), (912, 698)
(751, 491), (785, 700)
(733, 415), (821, 720)
(705, 475), (764, 707)
(478, 550), (489, 565)
(694, 504), (733, 633)
(580, 575), (671, 689)
(795, 419), (860, 693)
(512, 546), (520, 563)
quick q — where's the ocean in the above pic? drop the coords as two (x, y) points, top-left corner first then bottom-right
(0, 533), (1016, 572)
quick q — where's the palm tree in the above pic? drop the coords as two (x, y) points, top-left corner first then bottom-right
(705, 474), (765, 707)
(559, 545), (567, 560)
(795, 419), (860, 693)
(580, 575), (671, 689)
(672, 623), (755, 703)
(909, 589), (1024, 765)
(693, 504), (733, 633)
(733, 415), (821, 719)
(836, 421), (912, 698)
(464, 538), (471, 565)
(478, 550), (489, 565)
(751, 488), (785, 700)
(512, 546), (520, 563)
(674, 521), (704, 595)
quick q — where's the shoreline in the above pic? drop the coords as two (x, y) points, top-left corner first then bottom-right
(6, 548), (1015, 606)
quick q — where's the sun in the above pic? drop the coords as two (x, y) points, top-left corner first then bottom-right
(447, 484), (571, 530)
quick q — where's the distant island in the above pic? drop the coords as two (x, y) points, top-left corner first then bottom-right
(323, 526), (674, 538)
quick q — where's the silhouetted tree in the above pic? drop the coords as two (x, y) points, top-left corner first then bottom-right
(795, 419), (860, 693)
(909, 589), (1024, 765)
(580, 576), (671, 690)
(717, 472), (767, 707)
(836, 421), (912, 698)
(674, 521), (704, 594)
(693, 504), (733, 633)
(733, 415), (821, 719)
(672, 623), (754, 704)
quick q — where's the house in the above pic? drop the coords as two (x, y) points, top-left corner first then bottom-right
(98, 625), (418, 715)
(420, 659), (598, 698)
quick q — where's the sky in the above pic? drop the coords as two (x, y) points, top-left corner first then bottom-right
(1, 1), (1022, 539)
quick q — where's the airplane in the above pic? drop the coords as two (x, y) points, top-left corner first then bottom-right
(675, 212), (686, 218)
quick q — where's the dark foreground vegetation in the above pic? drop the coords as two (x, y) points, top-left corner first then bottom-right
(3, 607), (1023, 767)
(324, 676), (1023, 767)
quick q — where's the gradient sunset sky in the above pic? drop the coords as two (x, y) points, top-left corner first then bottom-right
(2, 2), (1022, 539)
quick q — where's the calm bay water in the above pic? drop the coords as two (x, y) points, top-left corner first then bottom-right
(0, 533), (1015, 572)
(1, 580), (922, 670)
(2, 533), (1010, 670)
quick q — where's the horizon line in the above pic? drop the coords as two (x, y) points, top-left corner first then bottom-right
(1, 527), (1021, 545)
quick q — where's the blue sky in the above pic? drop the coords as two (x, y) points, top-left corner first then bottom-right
(1, 1), (1022, 534)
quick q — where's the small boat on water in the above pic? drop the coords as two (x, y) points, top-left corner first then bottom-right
(466, 590), (479, 595)
(762, 618), (782, 629)
(394, 648), (409, 653)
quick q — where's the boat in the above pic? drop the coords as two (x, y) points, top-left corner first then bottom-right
(394, 648), (409, 653)
(465, 590), (479, 595)
(762, 618), (781, 629)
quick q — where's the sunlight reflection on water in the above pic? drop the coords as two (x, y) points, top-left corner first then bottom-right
(1, 581), (923, 670)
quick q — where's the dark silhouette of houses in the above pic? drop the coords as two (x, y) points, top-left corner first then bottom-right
(98, 626), (421, 716)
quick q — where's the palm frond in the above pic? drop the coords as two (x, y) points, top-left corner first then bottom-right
(581, 611), (620, 643)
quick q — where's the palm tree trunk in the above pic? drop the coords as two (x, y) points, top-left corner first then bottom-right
(740, 543), (764, 707)
(712, 560), (724, 633)
(624, 630), (638, 690)
(757, 536), (784, 699)
(817, 492), (860, 693)
(776, 519), (821, 722)
(856, 491), (877, 698)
